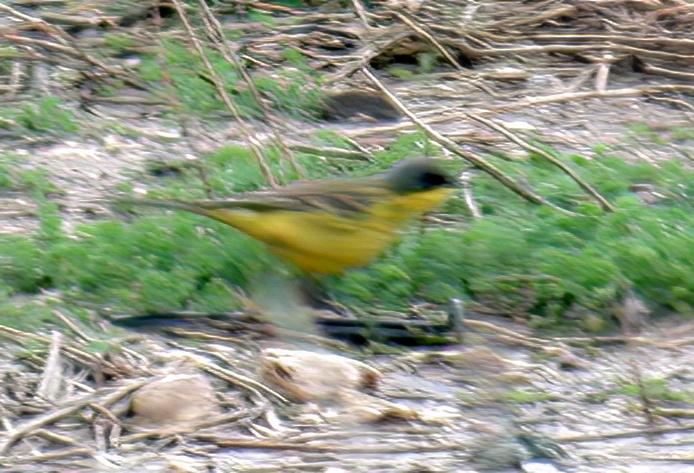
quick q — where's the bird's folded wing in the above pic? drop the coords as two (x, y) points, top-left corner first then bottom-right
(191, 184), (388, 217)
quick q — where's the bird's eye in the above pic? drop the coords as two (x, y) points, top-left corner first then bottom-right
(419, 171), (450, 189)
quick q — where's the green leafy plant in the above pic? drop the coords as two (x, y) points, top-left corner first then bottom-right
(134, 39), (322, 119)
(418, 52), (439, 73)
(2, 134), (694, 331)
(386, 66), (415, 79)
(335, 139), (694, 323)
(618, 377), (693, 403)
(4, 96), (79, 133)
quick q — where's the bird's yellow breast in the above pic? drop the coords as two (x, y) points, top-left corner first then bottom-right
(203, 187), (451, 274)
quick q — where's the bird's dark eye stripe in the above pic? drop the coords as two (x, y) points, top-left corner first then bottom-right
(420, 171), (450, 188)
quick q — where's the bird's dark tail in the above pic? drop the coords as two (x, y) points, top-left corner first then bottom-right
(116, 198), (210, 218)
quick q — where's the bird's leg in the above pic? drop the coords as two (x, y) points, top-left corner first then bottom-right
(297, 275), (352, 316)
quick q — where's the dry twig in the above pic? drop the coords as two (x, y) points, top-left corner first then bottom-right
(361, 66), (580, 215)
(169, 0), (278, 187)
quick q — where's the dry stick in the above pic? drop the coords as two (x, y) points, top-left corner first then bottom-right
(184, 352), (289, 404)
(89, 403), (122, 427)
(150, 1), (214, 198)
(51, 309), (91, 342)
(648, 3), (694, 19)
(594, 62), (609, 93)
(466, 113), (615, 212)
(621, 294), (656, 426)
(394, 12), (499, 97)
(0, 379), (148, 455)
(490, 5), (578, 29)
(161, 327), (248, 343)
(636, 61), (694, 82)
(0, 5), (102, 65)
(445, 39), (694, 63)
(192, 435), (464, 453)
(7, 447), (96, 464)
(655, 407), (694, 418)
(341, 83), (694, 136)
(462, 319), (544, 349)
(462, 318), (580, 362)
(197, 1), (303, 178)
(5, 35), (98, 59)
(170, 0), (277, 187)
(460, 170), (482, 218)
(36, 11), (108, 27)
(120, 406), (264, 442)
(288, 144), (371, 161)
(360, 67), (578, 215)
(553, 334), (694, 347)
(0, 4), (153, 92)
(364, 14), (497, 97)
(0, 416), (41, 456)
(521, 34), (694, 49)
(324, 29), (414, 84)
(37, 330), (63, 402)
(349, 0), (372, 29)
(0, 404), (85, 455)
(235, 0), (301, 14)
(196, 405), (265, 430)
(51, 309), (151, 367)
(197, 3), (264, 114)
(649, 96), (694, 112)
(7, 59), (23, 100)
(556, 422), (694, 443)
(0, 324), (121, 374)
(492, 84), (694, 112)
(394, 12), (464, 72)
(629, 358), (656, 425)
(34, 429), (80, 446)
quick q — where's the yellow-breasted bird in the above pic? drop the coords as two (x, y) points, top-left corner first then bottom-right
(119, 157), (454, 274)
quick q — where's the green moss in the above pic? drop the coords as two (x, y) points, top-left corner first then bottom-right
(132, 38), (321, 119)
(0, 46), (18, 59)
(40, 214), (276, 312)
(671, 126), (694, 141)
(2, 131), (694, 330)
(248, 10), (278, 26)
(254, 72), (322, 119)
(386, 67), (415, 79)
(618, 377), (693, 403)
(418, 52), (439, 73)
(0, 299), (55, 330)
(627, 122), (694, 146)
(582, 390), (611, 404)
(0, 236), (49, 293)
(86, 339), (120, 353)
(310, 129), (357, 148)
(333, 136), (694, 322)
(103, 33), (136, 50)
(0, 96), (78, 133)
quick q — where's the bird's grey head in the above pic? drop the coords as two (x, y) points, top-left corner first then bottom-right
(386, 157), (454, 193)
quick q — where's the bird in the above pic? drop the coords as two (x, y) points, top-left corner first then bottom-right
(118, 157), (454, 274)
